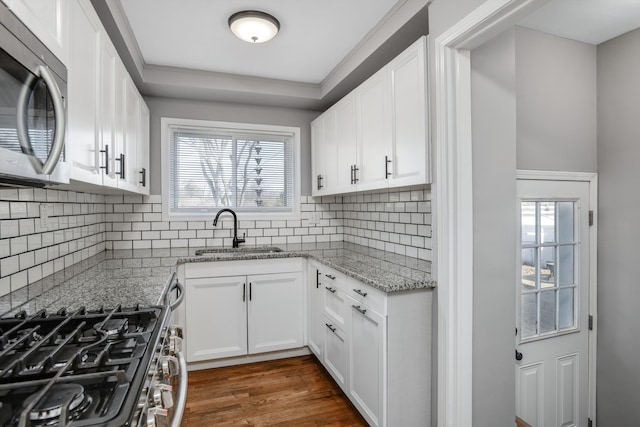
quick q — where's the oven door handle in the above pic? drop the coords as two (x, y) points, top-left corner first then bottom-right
(165, 273), (185, 311)
(171, 351), (188, 427)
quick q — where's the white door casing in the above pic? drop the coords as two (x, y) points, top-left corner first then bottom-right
(515, 177), (592, 426)
(433, 1), (600, 426)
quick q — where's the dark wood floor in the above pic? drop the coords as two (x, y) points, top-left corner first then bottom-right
(183, 355), (368, 426)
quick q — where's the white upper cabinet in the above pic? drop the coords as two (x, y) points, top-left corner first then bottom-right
(4, 0), (68, 62)
(356, 67), (391, 192)
(387, 36), (429, 187)
(334, 94), (358, 194)
(64, 0), (150, 194)
(311, 36), (430, 196)
(310, 118), (326, 195)
(67, 0), (100, 185)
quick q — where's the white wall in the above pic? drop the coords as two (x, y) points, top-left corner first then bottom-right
(516, 26), (597, 172)
(596, 27), (640, 425)
(471, 27), (518, 427)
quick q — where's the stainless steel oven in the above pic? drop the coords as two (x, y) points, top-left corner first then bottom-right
(0, 2), (68, 187)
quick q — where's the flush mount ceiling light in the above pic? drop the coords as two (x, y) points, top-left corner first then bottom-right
(228, 10), (280, 43)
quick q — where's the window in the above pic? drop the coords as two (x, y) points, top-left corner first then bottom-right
(520, 200), (578, 340)
(161, 118), (300, 220)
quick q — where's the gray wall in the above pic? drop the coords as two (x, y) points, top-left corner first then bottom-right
(143, 96), (321, 196)
(470, 28), (518, 427)
(596, 27), (640, 426)
(515, 26), (597, 172)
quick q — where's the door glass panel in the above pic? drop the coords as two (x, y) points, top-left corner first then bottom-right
(559, 288), (575, 330)
(521, 248), (537, 290)
(521, 293), (538, 339)
(521, 201), (537, 244)
(540, 202), (555, 243)
(540, 246), (555, 288)
(558, 245), (574, 286)
(539, 290), (557, 334)
(558, 202), (574, 243)
(519, 199), (579, 340)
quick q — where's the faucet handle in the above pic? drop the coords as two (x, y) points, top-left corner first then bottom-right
(238, 232), (246, 243)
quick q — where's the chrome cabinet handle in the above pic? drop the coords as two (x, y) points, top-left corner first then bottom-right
(353, 289), (368, 297)
(353, 305), (367, 315)
(317, 174), (324, 190)
(325, 286), (336, 294)
(353, 165), (359, 183)
(324, 274), (336, 280)
(38, 65), (66, 175)
(325, 323), (337, 333)
(140, 167), (147, 186)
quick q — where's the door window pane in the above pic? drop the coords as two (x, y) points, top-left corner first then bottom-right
(521, 293), (538, 339)
(539, 290), (557, 334)
(559, 288), (575, 330)
(558, 245), (574, 286)
(540, 246), (556, 288)
(558, 202), (574, 243)
(540, 202), (556, 244)
(521, 248), (537, 290)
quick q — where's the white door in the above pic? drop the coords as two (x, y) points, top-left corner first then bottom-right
(515, 179), (591, 427)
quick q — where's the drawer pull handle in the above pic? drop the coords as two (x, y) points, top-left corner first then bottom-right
(325, 286), (336, 294)
(353, 289), (368, 297)
(353, 305), (367, 315)
(325, 274), (336, 280)
(325, 323), (337, 333)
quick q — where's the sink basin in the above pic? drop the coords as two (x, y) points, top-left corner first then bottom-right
(195, 246), (283, 256)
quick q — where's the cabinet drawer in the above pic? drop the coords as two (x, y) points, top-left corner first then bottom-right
(346, 281), (386, 316)
(185, 258), (304, 278)
(323, 285), (347, 329)
(323, 313), (348, 391)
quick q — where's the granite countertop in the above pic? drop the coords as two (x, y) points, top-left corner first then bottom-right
(0, 242), (435, 317)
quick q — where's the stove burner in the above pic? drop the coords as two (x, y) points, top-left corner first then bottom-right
(23, 383), (91, 423)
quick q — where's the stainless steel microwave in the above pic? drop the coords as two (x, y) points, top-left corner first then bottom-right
(0, 2), (68, 187)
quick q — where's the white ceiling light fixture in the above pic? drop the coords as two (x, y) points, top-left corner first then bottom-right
(228, 10), (280, 44)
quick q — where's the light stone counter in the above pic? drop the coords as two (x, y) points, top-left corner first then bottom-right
(0, 242), (434, 317)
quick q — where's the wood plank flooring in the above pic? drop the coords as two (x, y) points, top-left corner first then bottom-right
(183, 355), (368, 426)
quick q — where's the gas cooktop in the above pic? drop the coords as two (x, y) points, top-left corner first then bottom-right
(0, 305), (168, 426)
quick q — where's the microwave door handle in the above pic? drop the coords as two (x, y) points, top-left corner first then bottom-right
(15, 73), (37, 157)
(39, 65), (66, 175)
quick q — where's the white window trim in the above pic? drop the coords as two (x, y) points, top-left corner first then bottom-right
(160, 117), (301, 222)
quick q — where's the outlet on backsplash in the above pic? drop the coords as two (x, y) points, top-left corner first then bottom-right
(39, 203), (52, 229)
(308, 212), (321, 225)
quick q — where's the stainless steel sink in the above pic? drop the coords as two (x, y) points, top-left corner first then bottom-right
(195, 246), (283, 256)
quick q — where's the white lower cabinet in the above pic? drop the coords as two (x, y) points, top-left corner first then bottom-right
(185, 275), (247, 361)
(323, 314), (348, 390)
(184, 259), (305, 364)
(307, 260), (324, 358)
(309, 264), (432, 427)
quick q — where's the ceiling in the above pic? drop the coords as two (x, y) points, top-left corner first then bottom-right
(94, 0), (429, 110)
(519, 0), (640, 45)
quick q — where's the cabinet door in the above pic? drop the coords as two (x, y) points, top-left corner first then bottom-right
(120, 75), (141, 192)
(98, 37), (119, 188)
(310, 118), (325, 196)
(308, 261), (324, 358)
(5, 0), (68, 62)
(334, 95), (358, 193)
(67, 0), (101, 185)
(185, 276), (247, 362)
(322, 108), (338, 194)
(356, 67), (391, 191)
(349, 300), (386, 427)
(323, 314), (348, 391)
(248, 272), (304, 354)
(388, 37), (429, 187)
(137, 99), (150, 194)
